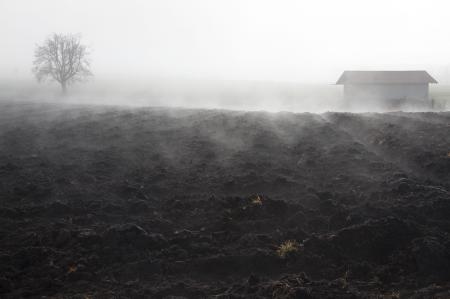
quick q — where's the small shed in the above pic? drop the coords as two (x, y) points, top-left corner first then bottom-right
(336, 71), (438, 109)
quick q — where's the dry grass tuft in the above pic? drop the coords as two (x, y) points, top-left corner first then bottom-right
(276, 240), (299, 258)
(251, 195), (263, 205)
(381, 291), (401, 299)
(67, 264), (78, 273)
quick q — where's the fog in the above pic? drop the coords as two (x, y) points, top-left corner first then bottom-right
(2, 2), (450, 296)
(2, 0), (450, 111)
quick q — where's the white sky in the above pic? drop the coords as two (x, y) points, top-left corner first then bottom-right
(1, 0), (450, 83)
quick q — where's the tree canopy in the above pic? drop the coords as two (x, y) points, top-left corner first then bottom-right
(32, 33), (92, 93)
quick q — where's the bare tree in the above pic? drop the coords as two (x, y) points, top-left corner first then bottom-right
(32, 33), (92, 94)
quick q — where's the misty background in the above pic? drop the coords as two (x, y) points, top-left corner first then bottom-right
(2, 0), (450, 111)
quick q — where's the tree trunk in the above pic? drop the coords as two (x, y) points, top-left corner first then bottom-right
(61, 81), (67, 95)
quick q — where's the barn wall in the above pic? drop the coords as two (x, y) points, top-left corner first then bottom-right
(343, 84), (431, 110)
(344, 84), (429, 102)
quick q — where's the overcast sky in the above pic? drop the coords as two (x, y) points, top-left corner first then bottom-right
(2, 0), (450, 83)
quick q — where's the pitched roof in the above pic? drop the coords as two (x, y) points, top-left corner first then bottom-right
(336, 71), (437, 84)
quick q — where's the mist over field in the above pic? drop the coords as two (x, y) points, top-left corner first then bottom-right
(0, 78), (343, 111)
(2, 0), (450, 112)
(0, 0), (449, 113)
(1, 78), (449, 112)
(1, 0), (450, 298)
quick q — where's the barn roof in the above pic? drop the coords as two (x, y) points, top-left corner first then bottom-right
(336, 71), (438, 84)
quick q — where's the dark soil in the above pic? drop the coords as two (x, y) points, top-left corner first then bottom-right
(0, 101), (450, 298)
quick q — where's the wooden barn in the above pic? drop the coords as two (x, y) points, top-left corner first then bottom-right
(336, 71), (438, 109)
